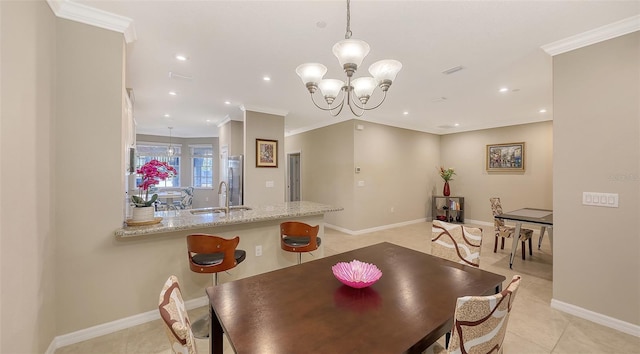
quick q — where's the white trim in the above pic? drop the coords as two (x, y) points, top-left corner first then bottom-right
(46, 0), (137, 43)
(325, 218), (426, 235)
(551, 299), (640, 338)
(542, 15), (640, 56)
(50, 295), (208, 350)
(240, 104), (289, 117)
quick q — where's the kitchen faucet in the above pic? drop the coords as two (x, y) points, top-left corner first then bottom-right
(218, 180), (229, 214)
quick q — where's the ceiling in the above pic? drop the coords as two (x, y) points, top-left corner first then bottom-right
(75, 1), (639, 138)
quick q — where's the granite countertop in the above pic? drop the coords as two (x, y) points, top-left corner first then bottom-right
(115, 201), (343, 238)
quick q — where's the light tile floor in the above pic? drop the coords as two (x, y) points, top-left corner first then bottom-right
(56, 221), (640, 353)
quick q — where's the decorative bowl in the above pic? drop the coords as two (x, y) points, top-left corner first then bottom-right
(332, 260), (382, 288)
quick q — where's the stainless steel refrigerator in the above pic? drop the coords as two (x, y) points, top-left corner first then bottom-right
(228, 155), (243, 206)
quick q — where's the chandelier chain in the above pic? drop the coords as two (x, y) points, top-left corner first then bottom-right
(345, 0), (352, 39)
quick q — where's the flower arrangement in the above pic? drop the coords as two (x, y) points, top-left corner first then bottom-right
(131, 159), (177, 207)
(438, 166), (456, 182)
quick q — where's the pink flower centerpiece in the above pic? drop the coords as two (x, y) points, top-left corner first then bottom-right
(131, 159), (177, 207)
(332, 260), (382, 289)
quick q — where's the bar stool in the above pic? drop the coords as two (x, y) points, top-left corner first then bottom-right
(280, 221), (320, 264)
(186, 234), (246, 339)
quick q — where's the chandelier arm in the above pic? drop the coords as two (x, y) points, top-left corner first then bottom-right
(346, 90), (365, 117)
(309, 93), (338, 112)
(329, 98), (347, 117)
(309, 92), (347, 117)
(362, 90), (389, 111)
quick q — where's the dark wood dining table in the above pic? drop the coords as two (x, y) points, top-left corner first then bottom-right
(206, 242), (505, 354)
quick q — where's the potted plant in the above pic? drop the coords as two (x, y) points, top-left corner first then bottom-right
(130, 159), (177, 221)
(438, 166), (455, 196)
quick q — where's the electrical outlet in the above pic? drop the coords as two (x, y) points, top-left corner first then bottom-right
(255, 245), (262, 257)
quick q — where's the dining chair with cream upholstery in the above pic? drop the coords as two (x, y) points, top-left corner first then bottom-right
(158, 275), (198, 354)
(280, 221), (321, 264)
(427, 275), (522, 354)
(490, 197), (533, 260)
(431, 220), (483, 267)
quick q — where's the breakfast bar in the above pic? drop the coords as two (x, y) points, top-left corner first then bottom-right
(115, 201), (343, 281)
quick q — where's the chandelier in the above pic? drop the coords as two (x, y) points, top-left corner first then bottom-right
(167, 127), (174, 157)
(296, 0), (402, 117)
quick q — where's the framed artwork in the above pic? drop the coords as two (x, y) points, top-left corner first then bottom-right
(256, 139), (278, 168)
(486, 142), (525, 172)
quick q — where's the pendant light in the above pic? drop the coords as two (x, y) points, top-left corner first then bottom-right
(167, 127), (174, 157)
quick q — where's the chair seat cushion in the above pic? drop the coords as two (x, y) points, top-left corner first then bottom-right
(283, 236), (322, 247)
(496, 226), (534, 240)
(192, 250), (246, 266)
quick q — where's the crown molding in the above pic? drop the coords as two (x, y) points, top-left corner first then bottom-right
(47, 0), (137, 43)
(542, 15), (639, 56)
(240, 104), (289, 117)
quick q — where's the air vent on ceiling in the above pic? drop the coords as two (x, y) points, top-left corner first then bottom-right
(168, 71), (193, 81)
(431, 97), (448, 103)
(442, 66), (464, 75)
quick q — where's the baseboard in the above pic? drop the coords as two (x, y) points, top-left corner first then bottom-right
(551, 299), (640, 337)
(50, 295), (209, 351)
(325, 218), (427, 235)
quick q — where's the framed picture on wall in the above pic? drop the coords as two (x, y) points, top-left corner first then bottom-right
(486, 142), (525, 171)
(256, 139), (278, 167)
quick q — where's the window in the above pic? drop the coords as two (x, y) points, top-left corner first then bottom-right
(191, 145), (213, 188)
(135, 143), (180, 187)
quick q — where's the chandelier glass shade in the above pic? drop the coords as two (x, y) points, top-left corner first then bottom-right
(296, 0), (401, 117)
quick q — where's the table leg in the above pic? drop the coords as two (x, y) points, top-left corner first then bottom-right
(538, 226), (546, 249)
(547, 227), (553, 253)
(210, 304), (223, 354)
(509, 222), (522, 269)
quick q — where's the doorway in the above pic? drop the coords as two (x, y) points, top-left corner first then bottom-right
(287, 152), (301, 202)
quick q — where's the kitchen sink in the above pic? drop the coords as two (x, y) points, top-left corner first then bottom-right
(190, 206), (252, 215)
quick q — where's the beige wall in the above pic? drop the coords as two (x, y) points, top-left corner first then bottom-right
(553, 32), (639, 325)
(440, 121), (553, 222)
(286, 121), (357, 229)
(0, 1), (56, 352)
(54, 18), (129, 334)
(243, 110), (285, 205)
(353, 120), (441, 230)
(286, 120), (441, 232)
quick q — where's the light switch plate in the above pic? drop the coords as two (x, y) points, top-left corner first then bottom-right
(582, 192), (618, 208)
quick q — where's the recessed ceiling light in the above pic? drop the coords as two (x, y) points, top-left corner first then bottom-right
(224, 101), (231, 105)
(499, 87), (509, 93)
(403, 111), (409, 115)
(175, 54), (188, 61)
(454, 123), (460, 127)
(164, 114), (170, 118)
(263, 76), (271, 81)
(169, 91), (177, 96)
(539, 108), (547, 113)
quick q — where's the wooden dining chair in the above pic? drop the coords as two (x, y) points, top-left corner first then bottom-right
(489, 197), (533, 260)
(158, 275), (198, 354)
(428, 275), (522, 354)
(431, 220), (483, 267)
(280, 221), (320, 264)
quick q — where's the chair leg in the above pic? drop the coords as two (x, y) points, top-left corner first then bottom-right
(529, 238), (533, 256)
(501, 238), (505, 250)
(521, 241), (526, 260)
(494, 236), (498, 253)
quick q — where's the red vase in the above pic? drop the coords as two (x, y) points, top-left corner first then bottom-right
(443, 181), (450, 196)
